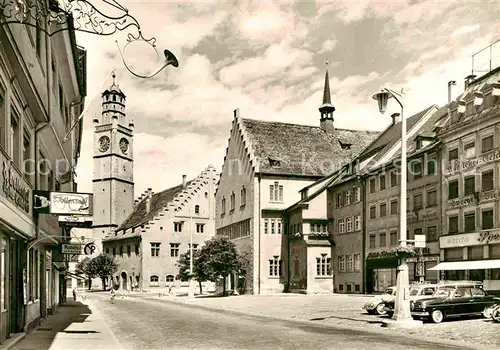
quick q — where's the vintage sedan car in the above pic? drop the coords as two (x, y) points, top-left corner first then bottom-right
(362, 287), (396, 315)
(382, 283), (437, 317)
(411, 283), (500, 323)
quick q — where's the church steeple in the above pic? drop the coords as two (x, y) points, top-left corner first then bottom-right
(319, 61), (335, 133)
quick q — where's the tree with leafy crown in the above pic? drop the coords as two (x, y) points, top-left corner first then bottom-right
(236, 245), (252, 295)
(176, 249), (210, 294)
(75, 256), (97, 290)
(200, 235), (239, 296)
(88, 254), (119, 290)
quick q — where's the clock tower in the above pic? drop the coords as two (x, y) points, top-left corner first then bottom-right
(92, 71), (134, 258)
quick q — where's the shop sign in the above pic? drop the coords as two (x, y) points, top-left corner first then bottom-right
(1, 160), (30, 213)
(439, 230), (500, 248)
(61, 244), (83, 255)
(33, 191), (93, 215)
(406, 256), (439, 263)
(446, 149), (500, 174)
(449, 195), (475, 208)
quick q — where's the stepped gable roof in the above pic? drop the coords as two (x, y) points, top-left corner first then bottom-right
(116, 180), (194, 232)
(241, 118), (379, 177)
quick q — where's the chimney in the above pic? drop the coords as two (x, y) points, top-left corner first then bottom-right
(447, 80), (456, 103)
(182, 175), (187, 188)
(391, 113), (401, 124)
(145, 188), (152, 213)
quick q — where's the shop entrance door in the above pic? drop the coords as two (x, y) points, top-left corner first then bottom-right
(9, 239), (24, 334)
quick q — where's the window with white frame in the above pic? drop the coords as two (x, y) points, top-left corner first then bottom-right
(353, 187), (360, 202)
(150, 275), (159, 287)
(196, 223), (205, 233)
(316, 254), (331, 276)
(170, 243), (180, 257)
(346, 217), (353, 232)
(346, 255), (353, 272)
(270, 182), (284, 202)
(345, 190), (351, 205)
(174, 222), (182, 232)
(354, 215), (361, 231)
(150, 243), (160, 257)
(338, 219), (345, 233)
(354, 254), (361, 271)
(271, 219), (275, 234)
(264, 220), (269, 234)
(338, 255), (345, 272)
(269, 256), (282, 277)
(277, 220), (282, 234)
(264, 219), (283, 234)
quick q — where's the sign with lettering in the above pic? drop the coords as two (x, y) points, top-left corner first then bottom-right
(58, 215), (93, 228)
(1, 160), (30, 213)
(61, 244), (83, 255)
(449, 195), (475, 208)
(33, 191), (93, 215)
(439, 230), (500, 248)
(406, 256), (439, 263)
(414, 234), (426, 248)
(446, 149), (500, 174)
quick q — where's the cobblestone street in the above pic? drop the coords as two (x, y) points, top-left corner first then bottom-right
(86, 292), (485, 350)
(135, 293), (499, 349)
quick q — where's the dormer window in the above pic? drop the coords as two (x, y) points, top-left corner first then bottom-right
(268, 157), (281, 168)
(339, 140), (351, 150)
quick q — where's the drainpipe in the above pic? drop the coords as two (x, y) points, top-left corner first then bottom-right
(357, 175), (366, 294)
(257, 173), (261, 295)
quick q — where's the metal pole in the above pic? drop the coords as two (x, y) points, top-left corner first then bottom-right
(188, 210), (194, 298)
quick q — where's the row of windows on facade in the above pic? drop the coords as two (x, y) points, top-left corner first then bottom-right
(27, 20), (73, 131)
(448, 135), (494, 161)
(445, 243), (500, 263)
(221, 186), (247, 215)
(103, 93), (125, 104)
(173, 222), (205, 233)
(369, 157), (437, 195)
(448, 169), (494, 199)
(338, 283), (361, 292)
(448, 208), (494, 234)
(0, 88), (62, 191)
(149, 274), (177, 287)
(368, 226), (438, 249)
(266, 220), (329, 236)
(150, 243), (198, 258)
(368, 189), (437, 220)
(337, 253), (361, 273)
(271, 255), (333, 277)
(216, 219), (250, 240)
(336, 187), (361, 208)
(338, 215), (361, 234)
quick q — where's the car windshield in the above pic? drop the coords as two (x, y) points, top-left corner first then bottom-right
(433, 287), (454, 297)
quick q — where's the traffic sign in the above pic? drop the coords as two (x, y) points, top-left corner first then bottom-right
(61, 244), (83, 255)
(414, 235), (426, 248)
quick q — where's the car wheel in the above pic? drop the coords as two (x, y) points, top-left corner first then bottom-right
(483, 306), (493, 319)
(375, 303), (387, 315)
(431, 309), (444, 323)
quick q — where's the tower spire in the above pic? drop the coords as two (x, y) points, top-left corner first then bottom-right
(319, 60), (335, 133)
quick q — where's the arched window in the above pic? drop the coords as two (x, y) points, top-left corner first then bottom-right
(112, 95), (116, 102)
(150, 275), (159, 287)
(194, 205), (200, 214)
(166, 275), (174, 282)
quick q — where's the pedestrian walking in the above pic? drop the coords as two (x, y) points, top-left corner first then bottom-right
(72, 288), (77, 301)
(109, 288), (116, 304)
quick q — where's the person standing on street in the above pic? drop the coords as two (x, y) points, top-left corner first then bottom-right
(72, 288), (77, 301)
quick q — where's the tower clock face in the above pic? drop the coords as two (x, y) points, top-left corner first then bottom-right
(119, 138), (129, 154)
(98, 136), (110, 152)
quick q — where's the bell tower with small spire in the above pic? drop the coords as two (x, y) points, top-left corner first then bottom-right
(92, 70), (135, 261)
(319, 61), (336, 133)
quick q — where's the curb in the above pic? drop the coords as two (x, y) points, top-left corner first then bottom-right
(86, 300), (125, 350)
(137, 296), (495, 350)
(0, 333), (26, 350)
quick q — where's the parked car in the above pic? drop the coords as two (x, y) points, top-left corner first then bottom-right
(382, 282), (438, 317)
(362, 287), (396, 315)
(410, 281), (500, 323)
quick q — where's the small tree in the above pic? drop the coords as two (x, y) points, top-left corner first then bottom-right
(201, 236), (239, 296)
(177, 249), (209, 294)
(75, 257), (96, 290)
(89, 254), (118, 290)
(236, 246), (252, 295)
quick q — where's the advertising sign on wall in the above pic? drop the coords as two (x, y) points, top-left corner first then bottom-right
(33, 191), (93, 215)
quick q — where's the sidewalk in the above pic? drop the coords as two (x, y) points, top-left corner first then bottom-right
(9, 299), (123, 350)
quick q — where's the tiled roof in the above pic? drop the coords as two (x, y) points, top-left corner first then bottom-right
(241, 118), (379, 177)
(115, 180), (193, 232)
(358, 105), (436, 159)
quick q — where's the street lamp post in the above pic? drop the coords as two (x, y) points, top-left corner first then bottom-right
(372, 88), (422, 328)
(188, 211), (195, 298)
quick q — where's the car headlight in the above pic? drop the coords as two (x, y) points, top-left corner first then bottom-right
(410, 301), (414, 310)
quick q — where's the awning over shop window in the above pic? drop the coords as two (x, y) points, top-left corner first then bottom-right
(428, 259), (500, 271)
(66, 271), (86, 280)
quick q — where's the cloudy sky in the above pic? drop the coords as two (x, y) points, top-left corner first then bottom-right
(74, 0), (500, 198)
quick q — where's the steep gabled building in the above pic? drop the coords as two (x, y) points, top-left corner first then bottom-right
(102, 166), (217, 291)
(216, 67), (379, 294)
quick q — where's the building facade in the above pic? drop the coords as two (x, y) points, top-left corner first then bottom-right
(103, 167), (217, 291)
(216, 67), (379, 294)
(0, 1), (86, 342)
(433, 66), (500, 294)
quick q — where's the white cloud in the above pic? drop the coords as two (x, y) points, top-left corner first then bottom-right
(320, 39), (337, 53)
(451, 24), (480, 38)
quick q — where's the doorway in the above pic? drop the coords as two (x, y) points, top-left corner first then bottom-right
(121, 271), (128, 290)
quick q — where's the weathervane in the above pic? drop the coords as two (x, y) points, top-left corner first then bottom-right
(0, 0), (179, 77)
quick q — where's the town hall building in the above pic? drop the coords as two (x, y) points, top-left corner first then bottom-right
(215, 67), (379, 294)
